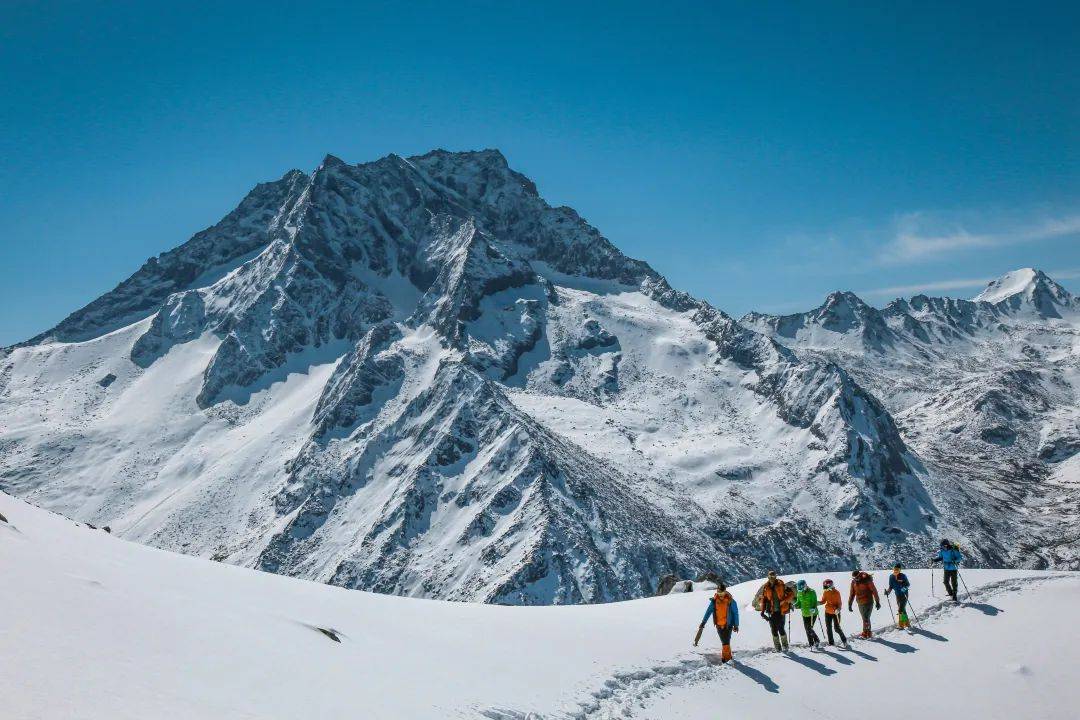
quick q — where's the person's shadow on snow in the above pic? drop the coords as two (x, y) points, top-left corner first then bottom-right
(964, 602), (1003, 616)
(871, 637), (916, 653)
(844, 646), (878, 662)
(816, 648), (855, 665)
(784, 652), (837, 676)
(910, 627), (948, 642)
(731, 661), (780, 693)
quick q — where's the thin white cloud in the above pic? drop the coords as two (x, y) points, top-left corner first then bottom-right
(878, 213), (1080, 265)
(859, 276), (995, 299)
(1048, 267), (1080, 281)
(860, 267), (1080, 301)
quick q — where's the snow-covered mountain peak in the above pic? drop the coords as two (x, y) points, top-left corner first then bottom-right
(818, 290), (877, 322)
(974, 267), (1041, 302)
(974, 267), (1074, 317)
(739, 289), (894, 352)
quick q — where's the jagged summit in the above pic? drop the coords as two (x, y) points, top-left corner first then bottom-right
(740, 289), (894, 351)
(19, 149), (653, 350)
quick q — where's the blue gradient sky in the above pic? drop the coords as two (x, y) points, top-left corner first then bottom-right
(2, 1), (1077, 344)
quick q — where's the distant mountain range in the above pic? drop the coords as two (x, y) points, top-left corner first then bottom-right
(743, 267), (1080, 568)
(1, 150), (1076, 603)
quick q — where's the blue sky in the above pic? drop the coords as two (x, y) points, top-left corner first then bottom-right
(1, 1), (1077, 345)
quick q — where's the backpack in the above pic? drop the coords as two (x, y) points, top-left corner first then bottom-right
(752, 583), (767, 612)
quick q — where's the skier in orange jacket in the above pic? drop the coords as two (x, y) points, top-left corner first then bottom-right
(759, 571), (795, 651)
(695, 582), (740, 663)
(848, 570), (881, 639)
(819, 578), (848, 647)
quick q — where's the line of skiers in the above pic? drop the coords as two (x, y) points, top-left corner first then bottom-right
(694, 539), (965, 663)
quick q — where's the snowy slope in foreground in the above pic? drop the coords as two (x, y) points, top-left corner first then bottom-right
(3, 493), (1077, 720)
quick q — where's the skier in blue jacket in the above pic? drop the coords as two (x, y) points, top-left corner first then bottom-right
(885, 564), (912, 628)
(931, 539), (963, 601)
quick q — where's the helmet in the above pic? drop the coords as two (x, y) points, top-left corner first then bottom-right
(797, 580), (807, 590)
(851, 570), (860, 577)
(823, 578), (834, 588)
(893, 563), (903, 571)
(940, 539), (951, 548)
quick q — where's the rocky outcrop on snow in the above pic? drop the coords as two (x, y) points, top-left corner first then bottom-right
(742, 268), (1080, 569)
(0, 149), (982, 604)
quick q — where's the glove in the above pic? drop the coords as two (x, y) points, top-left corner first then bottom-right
(698, 622), (705, 629)
(734, 626), (739, 633)
(875, 603), (881, 610)
(848, 603), (853, 612)
(760, 612), (768, 621)
(884, 589), (890, 596)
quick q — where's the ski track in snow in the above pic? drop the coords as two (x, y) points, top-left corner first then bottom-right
(489, 574), (1061, 720)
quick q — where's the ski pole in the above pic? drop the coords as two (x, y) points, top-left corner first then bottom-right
(815, 614), (827, 643)
(907, 599), (919, 625)
(885, 592), (895, 625)
(958, 571), (973, 602)
(930, 567), (936, 598)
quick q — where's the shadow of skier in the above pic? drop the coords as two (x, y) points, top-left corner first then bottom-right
(910, 627), (949, 642)
(731, 660), (780, 693)
(871, 637), (916, 653)
(964, 602), (1003, 616)
(816, 648), (855, 665)
(842, 646), (878, 661)
(784, 652), (837, 676)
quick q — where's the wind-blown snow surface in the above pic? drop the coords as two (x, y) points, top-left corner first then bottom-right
(0, 150), (941, 603)
(2, 492), (1076, 720)
(742, 268), (1080, 569)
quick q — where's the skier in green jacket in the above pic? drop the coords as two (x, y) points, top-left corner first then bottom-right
(793, 579), (821, 648)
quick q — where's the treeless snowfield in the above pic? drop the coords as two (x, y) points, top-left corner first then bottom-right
(2, 491), (1076, 719)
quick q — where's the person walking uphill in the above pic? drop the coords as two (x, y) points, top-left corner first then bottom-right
(696, 582), (740, 662)
(758, 570), (795, 651)
(793, 580), (821, 648)
(848, 570), (880, 639)
(886, 564), (912, 628)
(819, 578), (848, 647)
(931, 539), (963, 601)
